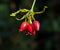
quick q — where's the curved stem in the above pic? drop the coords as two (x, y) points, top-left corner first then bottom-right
(30, 0), (36, 11)
(34, 6), (48, 14)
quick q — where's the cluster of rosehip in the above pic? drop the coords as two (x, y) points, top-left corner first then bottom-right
(19, 20), (40, 35)
(10, 0), (47, 35)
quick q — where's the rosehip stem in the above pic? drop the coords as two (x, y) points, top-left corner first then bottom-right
(30, 0), (36, 11)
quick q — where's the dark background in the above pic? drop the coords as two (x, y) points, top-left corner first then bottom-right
(0, 0), (60, 50)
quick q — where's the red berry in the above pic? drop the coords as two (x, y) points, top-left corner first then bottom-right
(19, 21), (28, 31)
(31, 24), (36, 35)
(31, 29), (36, 35)
(27, 24), (33, 33)
(33, 20), (40, 31)
(27, 24), (36, 35)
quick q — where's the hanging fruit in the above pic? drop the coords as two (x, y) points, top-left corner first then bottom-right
(10, 0), (48, 35)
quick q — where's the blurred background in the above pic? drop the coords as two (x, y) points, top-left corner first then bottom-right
(0, 0), (60, 50)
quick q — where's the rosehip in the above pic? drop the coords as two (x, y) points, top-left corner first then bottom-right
(31, 24), (36, 35)
(19, 21), (28, 31)
(33, 20), (40, 31)
(31, 29), (36, 35)
(27, 24), (36, 35)
(27, 24), (33, 33)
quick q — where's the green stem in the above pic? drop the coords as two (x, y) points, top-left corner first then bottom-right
(30, 0), (36, 11)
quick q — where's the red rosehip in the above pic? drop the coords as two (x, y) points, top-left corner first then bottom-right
(31, 29), (36, 35)
(27, 24), (36, 35)
(27, 24), (33, 33)
(31, 24), (36, 35)
(19, 21), (28, 31)
(33, 20), (40, 31)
